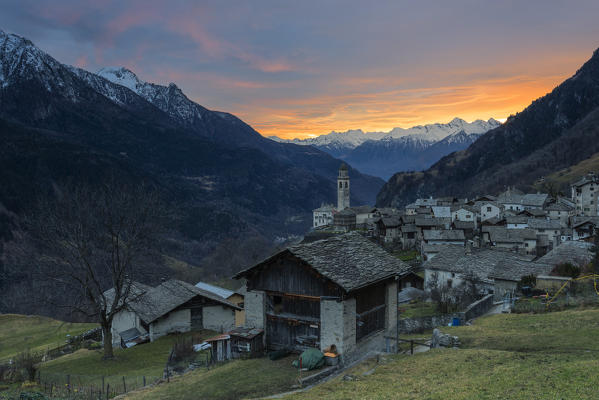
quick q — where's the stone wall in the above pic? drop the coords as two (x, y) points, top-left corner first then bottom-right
(399, 294), (495, 334)
(385, 281), (398, 331)
(398, 314), (454, 334)
(244, 290), (266, 345)
(111, 310), (145, 346)
(244, 290), (266, 329)
(320, 297), (356, 358)
(203, 305), (236, 332)
(458, 294), (494, 321)
(150, 309), (191, 341)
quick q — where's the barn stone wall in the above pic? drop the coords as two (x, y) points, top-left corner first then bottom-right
(320, 297), (356, 358)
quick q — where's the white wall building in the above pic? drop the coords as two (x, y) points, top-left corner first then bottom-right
(571, 175), (599, 216)
(313, 204), (335, 228)
(105, 280), (240, 348)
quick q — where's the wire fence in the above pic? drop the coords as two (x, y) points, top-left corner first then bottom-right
(38, 371), (161, 399)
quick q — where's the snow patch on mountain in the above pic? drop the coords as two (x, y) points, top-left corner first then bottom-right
(271, 118), (501, 149)
(0, 30), (66, 91)
(95, 66), (204, 124)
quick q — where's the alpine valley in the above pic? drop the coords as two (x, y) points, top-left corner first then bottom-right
(0, 30), (385, 315)
(271, 118), (500, 179)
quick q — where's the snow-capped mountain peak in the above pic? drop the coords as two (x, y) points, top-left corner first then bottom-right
(96, 66), (143, 93)
(0, 30), (65, 90)
(271, 118), (501, 149)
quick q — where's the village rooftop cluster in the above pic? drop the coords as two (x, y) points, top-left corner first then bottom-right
(100, 165), (597, 367)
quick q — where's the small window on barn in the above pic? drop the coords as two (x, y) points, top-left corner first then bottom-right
(447, 279), (453, 288)
(525, 243), (529, 247)
(339, 182), (342, 188)
(451, 273), (455, 278)
(345, 182), (348, 188)
(487, 207), (492, 212)
(273, 296), (283, 314)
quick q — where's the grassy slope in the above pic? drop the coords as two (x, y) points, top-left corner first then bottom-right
(287, 308), (599, 400)
(398, 301), (440, 318)
(40, 330), (215, 388)
(124, 356), (299, 400)
(536, 151), (599, 191)
(0, 314), (97, 361)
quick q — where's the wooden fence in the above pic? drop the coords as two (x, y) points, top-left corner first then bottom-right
(38, 371), (160, 399)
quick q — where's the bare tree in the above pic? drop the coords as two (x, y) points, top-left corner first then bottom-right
(29, 179), (167, 359)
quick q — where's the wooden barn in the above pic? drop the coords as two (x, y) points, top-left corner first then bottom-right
(234, 232), (411, 362)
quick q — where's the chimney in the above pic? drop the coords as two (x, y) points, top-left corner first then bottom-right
(465, 240), (473, 255)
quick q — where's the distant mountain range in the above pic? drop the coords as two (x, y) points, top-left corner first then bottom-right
(377, 48), (599, 208)
(0, 29), (384, 311)
(270, 118), (500, 179)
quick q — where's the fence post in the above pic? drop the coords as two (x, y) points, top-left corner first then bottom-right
(123, 376), (127, 393)
(106, 383), (110, 400)
(410, 340), (414, 355)
(143, 376), (146, 387)
(50, 383), (53, 397)
(102, 376), (105, 396)
(67, 374), (71, 396)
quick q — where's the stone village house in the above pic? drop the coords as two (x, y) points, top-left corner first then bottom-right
(105, 279), (241, 348)
(234, 232), (411, 363)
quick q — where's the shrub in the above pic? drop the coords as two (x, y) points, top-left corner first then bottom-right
(15, 351), (41, 382)
(518, 274), (537, 291)
(170, 336), (195, 364)
(551, 262), (580, 279)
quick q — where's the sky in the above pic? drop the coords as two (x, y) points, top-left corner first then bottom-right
(1, 1), (599, 139)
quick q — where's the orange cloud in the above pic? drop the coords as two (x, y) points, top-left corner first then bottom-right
(232, 72), (573, 139)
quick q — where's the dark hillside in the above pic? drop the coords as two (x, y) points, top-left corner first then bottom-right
(377, 48), (599, 207)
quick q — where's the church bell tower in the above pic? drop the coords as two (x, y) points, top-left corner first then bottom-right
(337, 163), (350, 210)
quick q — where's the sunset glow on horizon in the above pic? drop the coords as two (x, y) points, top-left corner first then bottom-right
(2, 0), (599, 140)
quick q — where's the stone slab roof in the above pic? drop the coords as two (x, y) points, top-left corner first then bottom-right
(545, 202), (573, 212)
(536, 241), (594, 267)
(415, 216), (450, 227)
(431, 206), (451, 218)
(489, 259), (553, 282)
(401, 224), (417, 233)
(105, 279), (240, 324)
(379, 217), (401, 228)
(572, 175), (599, 188)
(521, 193), (549, 207)
(423, 229), (465, 241)
(314, 204), (335, 212)
(520, 208), (547, 217)
(349, 205), (377, 214)
(453, 220), (476, 230)
(483, 226), (537, 242)
(235, 231), (411, 293)
(423, 246), (534, 280)
(506, 216), (528, 224)
(527, 219), (562, 230)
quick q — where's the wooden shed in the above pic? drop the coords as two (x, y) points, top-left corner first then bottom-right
(205, 333), (231, 362)
(229, 327), (264, 358)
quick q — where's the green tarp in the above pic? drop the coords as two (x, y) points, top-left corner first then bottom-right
(292, 348), (325, 370)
